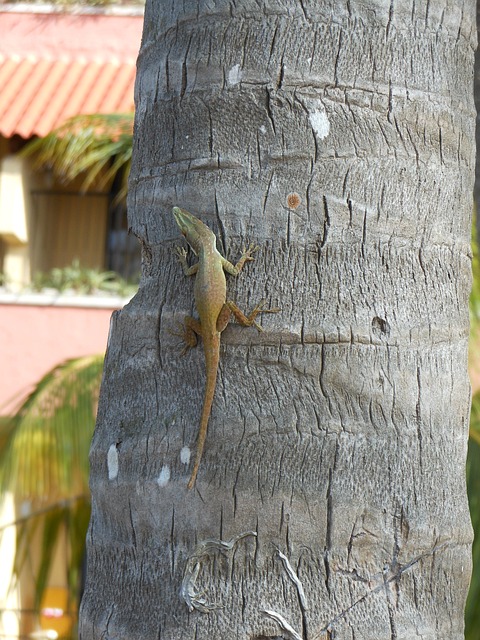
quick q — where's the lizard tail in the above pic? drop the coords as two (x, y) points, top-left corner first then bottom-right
(187, 334), (220, 489)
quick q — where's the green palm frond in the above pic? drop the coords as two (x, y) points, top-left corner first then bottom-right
(3, 497), (91, 614)
(0, 356), (103, 626)
(67, 496), (91, 604)
(0, 355), (103, 500)
(470, 211), (480, 332)
(35, 504), (66, 608)
(0, 417), (14, 455)
(466, 390), (480, 637)
(21, 113), (133, 200)
(466, 215), (480, 634)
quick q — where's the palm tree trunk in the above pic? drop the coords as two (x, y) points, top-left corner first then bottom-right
(80, 2), (475, 638)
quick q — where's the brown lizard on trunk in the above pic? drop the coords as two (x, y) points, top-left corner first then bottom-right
(172, 207), (277, 489)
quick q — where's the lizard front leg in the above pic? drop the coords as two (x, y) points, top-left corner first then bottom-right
(222, 243), (258, 276)
(174, 246), (199, 277)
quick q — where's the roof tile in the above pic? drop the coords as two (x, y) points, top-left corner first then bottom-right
(0, 11), (141, 138)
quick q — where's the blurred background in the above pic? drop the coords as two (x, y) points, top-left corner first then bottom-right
(0, 2), (141, 638)
(1, 1), (480, 639)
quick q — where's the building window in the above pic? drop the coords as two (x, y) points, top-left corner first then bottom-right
(106, 197), (141, 281)
(105, 171), (141, 281)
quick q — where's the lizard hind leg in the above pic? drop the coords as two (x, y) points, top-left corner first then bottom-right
(216, 304), (232, 333)
(226, 300), (280, 333)
(170, 316), (202, 355)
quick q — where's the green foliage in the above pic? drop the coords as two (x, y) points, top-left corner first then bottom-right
(467, 213), (480, 637)
(22, 113), (134, 201)
(466, 393), (480, 638)
(0, 356), (102, 498)
(470, 218), (480, 332)
(0, 418), (15, 457)
(32, 259), (137, 297)
(0, 356), (104, 623)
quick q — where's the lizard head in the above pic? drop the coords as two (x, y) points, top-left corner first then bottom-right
(173, 207), (217, 255)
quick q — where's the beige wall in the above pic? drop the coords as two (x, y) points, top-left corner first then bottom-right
(0, 138), (110, 287)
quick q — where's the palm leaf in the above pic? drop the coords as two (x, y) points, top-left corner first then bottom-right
(471, 212), (480, 332)
(0, 356), (104, 623)
(21, 113), (134, 201)
(0, 356), (103, 500)
(0, 417), (14, 456)
(35, 505), (66, 610)
(466, 210), (480, 636)
(466, 390), (480, 638)
(67, 497), (91, 605)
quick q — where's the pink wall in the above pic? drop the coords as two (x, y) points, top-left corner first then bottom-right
(0, 301), (118, 415)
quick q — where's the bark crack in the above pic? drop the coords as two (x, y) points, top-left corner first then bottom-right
(320, 540), (451, 634)
(415, 366), (423, 472)
(324, 439), (340, 596)
(321, 195), (330, 249)
(383, 563), (398, 640)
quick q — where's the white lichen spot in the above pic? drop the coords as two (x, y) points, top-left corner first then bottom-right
(157, 465), (171, 487)
(107, 444), (119, 480)
(309, 108), (330, 140)
(228, 64), (242, 86)
(180, 447), (191, 464)
(259, 124), (267, 134)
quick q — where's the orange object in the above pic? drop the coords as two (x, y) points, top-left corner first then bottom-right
(39, 586), (75, 637)
(0, 9), (143, 138)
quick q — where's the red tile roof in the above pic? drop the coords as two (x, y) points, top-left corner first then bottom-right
(0, 10), (143, 138)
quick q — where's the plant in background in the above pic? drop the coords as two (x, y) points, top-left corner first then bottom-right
(470, 215), (480, 330)
(466, 213), (480, 638)
(21, 113), (139, 294)
(22, 113), (134, 202)
(32, 260), (138, 297)
(466, 392), (480, 638)
(0, 356), (104, 636)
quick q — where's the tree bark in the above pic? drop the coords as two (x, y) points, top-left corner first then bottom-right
(475, 0), (480, 240)
(80, 1), (476, 639)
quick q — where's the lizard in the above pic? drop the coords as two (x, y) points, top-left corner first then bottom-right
(172, 206), (278, 489)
